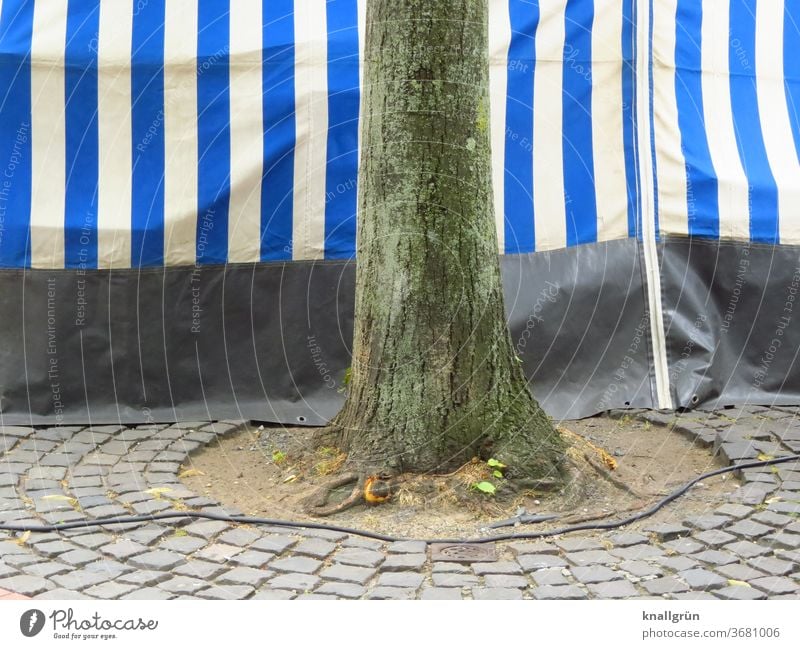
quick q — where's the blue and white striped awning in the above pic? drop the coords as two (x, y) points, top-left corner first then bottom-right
(0, 0), (798, 270)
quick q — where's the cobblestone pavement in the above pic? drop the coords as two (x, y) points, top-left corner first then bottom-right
(0, 408), (799, 600)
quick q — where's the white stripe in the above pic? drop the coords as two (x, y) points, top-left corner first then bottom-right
(29, 0), (67, 269)
(651, 0), (688, 237)
(163, 0), (198, 266)
(592, 0), (632, 242)
(489, 0), (511, 253)
(756, 0), (800, 244)
(227, 1), (263, 263)
(532, 0), (567, 251)
(97, 0), (132, 270)
(292, 0), (328, 261)
(637, 0), (672, 409)
(702, 0), (749, 240)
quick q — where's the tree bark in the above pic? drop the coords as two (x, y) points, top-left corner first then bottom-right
(332, 0), (566, 483)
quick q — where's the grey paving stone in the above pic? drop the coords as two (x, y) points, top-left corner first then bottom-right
(183, 520), (230, 539)
(34, 589), (93, 600)
(747, 556), (795, 576)
(749, 576), (799, 595)
(652, 556), (700, 572)
(642, 576), (689, 595)
(554, 537), (604, 552)
(230, 550), (274, 569)
(341, 537), (383, 551)
(84, 582), (137, 599)
(293, 538), (337, 559)
(725, 519), (773, 538)
(122, 587), (174, 600)
(329, 547), (384, 568)
(83, 560), (131, 580)
(318, 564), (375, 585)
(609, 545), (664, 561)
(683, 514), (732, 532)
(723, 540), (770, 559)
(173, 560), (226, 580)
(717, 563), (767, 582)
(0, 575), (54, 596)
(59, 549), (102, 567)
(316, 582), (366, 598)
(129, 550), (186, 571)
(377, 572), (424, 588)
(432, 562), (472, 574)
(669, 592), (720, 600)
(51, 570), (109, 591)
(663, 538), (705, 555)
(117, 570), (172, 587)
(251, 590), (295, 600)
(217, 527), (262, 547)
(34, 540), (80, 557)
(619, 560), (663, 578)
(750, 511), (794, 527)
(587, 580), (639, 598)
(251, 535), (297, 554)
(420, 587), (462, 600)
(387, 541), (426, 554)
(366, 587), (416, 600)
(20, 562), (71, 578)
(608, 532), (649, 547)
(268, 573), (320, 592)
(68, 533), (116, 551)
(198, 584), (256, 600)
(125, 526), (169, 546)
(381, 554), (426, 571)
(518, 554), (568, 571)
(568, 550), (620, 566)
(215, 567), (273, 588)
(644, 523), (691, 541)
(678, 568), (727, 590)
(193, 543), (243, 563)
(693, 530), (738, 548)
(531, 568), (571, 586)
(471, 561), (522, 576)
(270, 556), (322, 574)
(429, 571), (478, 587)
(531, 585), (587, 600)
(571, 566), (623, 584)
(728, 484), (772, 505)
(100, 539), (149, 561)
(508, 541), (560, 555)
(158, 535), (207, 554)
(763, 533), (800, 550)
(714, 585), (767, 600)
(689, 550), (738, 566)
(472, 587), (523, 600)
(484, 574), (529, 589)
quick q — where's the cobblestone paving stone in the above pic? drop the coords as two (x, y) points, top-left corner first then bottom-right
(0, 410), (799, 599)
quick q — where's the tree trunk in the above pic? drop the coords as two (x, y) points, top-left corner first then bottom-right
(332, 0), (565, 483)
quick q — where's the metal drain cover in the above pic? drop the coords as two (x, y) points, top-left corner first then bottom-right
(430, 543), (496, 563)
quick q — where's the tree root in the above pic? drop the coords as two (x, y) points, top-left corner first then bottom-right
(304, 472), (365, 517)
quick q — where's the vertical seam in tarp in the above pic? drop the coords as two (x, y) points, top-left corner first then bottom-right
(637, 0), (672, 409)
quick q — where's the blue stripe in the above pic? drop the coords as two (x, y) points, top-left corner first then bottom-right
(323, 0), (359, 259)
(131, 1), (166, 267)
(647, 0), (659, 241)
(197, 1), (230, 264)
(261, 0), (295, 261)
(785, 3), (800, 164)
(504, 0), (537, 254)
(65, 0), (100, 269)
(674, 0), (718, 238)
(562, 0), (597, 247)
(621, 0), (638, 238)
(729, 0), (779, 244)
(0, 0), (32, 268)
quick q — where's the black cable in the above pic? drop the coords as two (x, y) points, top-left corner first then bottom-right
(1, 453), (797, 544)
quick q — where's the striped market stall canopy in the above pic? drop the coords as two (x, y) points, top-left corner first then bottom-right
(0, 0), (799, 423)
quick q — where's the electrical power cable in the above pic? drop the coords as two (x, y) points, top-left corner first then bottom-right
(1, 453), (798, 544)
